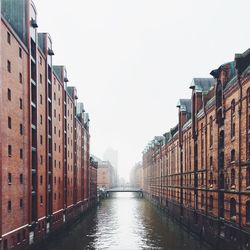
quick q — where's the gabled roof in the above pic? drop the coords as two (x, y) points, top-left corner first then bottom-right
(189, 78), (215, 93)
(176, 99), (191, 113)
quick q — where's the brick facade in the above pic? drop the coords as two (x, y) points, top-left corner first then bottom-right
(143, 49), (250, 249)
(0, 1), (97, 249)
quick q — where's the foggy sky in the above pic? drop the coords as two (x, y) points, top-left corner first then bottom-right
(34, 0), (250, 181)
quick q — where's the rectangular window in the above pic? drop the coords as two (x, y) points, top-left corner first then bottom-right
(20, 199), (23, 208)
(40, 115), (42, 125)
(40, 74), (42, 84)
(7, 60), (11, 72)
(8, 88), (11, 100)
(7, 32), (11, 44)
(19, 73), (23, 84)
(20, 149), (23, 159)
(40, 94), (42, 104)
(40, 155), (43, 164)
(8, 117), (11, 129)
(54, 126), (56, 134)
(8, 145), (12, 157)
(40, 195), (43, 205)
(19, 98), (23, 109)
(8, 173), (12, 184)
(40, 135), (43, 145)
(39, 56), (42, 65)
(19, 47), (22, 58)
(8, 200), (11, 211)
(20, 174), (23, 184)
(40, 175), (43, 185)
(20, 124), (23, 135)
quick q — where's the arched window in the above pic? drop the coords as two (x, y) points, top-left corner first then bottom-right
(209, 195), (213, 211)
(231, 169), (236, 187)
(246, 201), (250, 223)
(230, 198), (236, 221)
(231, 149), (236, 162)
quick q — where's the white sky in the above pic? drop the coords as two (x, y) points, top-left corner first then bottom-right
(34, 0), (250, 181)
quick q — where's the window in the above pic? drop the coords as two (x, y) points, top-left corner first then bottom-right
(8, 200), (11, 211)
(40, 175), (43, 185)
(54, 109), (56, 118)
(40, 115), (42, 125)
(8, 117), (12, 129)
(20, 149), (23, 159)
(54, 92), (56, 101)
(18, 124), (23, 136)
(19, 73), (23, 84)
(54, 126), (56, 134)
(231, 99), (235, 114)
(246, 201), (250, 223)
(231, 122), (235, 138)
(209, 116), (213, 147)
(247, 168), (250, 188)
(40, 135), (43, 145)
(209, 195), (213, 210)
(7, 60), (11, 72)
(8, 88), (11, 100)
(40, 95), (42, 104)
(19, 47), (22, 58)
(231, 100), (236, 139)
(230, 198), (236, 221)
(231, 149), (236, 162)
(209, 172), (213, 186)
(40, 195), (43, 205)
(40, 74), (42, 84)
(39, 56), (42, 65)
(7, 32), (11, 44)
(19, 98), (23, 109)
(20, 199), (23, 208)
(8, 145), (12, 157)
(8, 173), (12, 184)
(231, 169), (236, 187)
(40, 155), (43, 164)
(20, 174), (23, 184)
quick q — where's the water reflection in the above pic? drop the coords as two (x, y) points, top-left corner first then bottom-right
(40, 193), (212, 250)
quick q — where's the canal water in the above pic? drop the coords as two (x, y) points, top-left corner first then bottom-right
(41, 193), (212, 250)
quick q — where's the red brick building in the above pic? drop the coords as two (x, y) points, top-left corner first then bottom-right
(0, 1), (97, 249)
(143, 49), (250, 249)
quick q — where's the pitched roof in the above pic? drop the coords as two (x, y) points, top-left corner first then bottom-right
(190, 78), (215, 93)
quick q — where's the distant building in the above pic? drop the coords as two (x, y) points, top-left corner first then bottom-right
(130, 162), (143, 189)
(97, 160), (116, 189)
(103, 148), (118, 185)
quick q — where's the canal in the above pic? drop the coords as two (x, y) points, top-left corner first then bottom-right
(40, 193), (212, 250)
